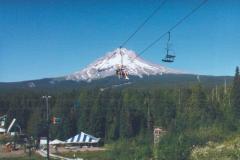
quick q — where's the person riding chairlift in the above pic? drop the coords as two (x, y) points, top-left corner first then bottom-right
(116, 64), (129, 80)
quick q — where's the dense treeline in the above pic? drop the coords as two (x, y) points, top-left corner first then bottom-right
(0, 67), (239, 159)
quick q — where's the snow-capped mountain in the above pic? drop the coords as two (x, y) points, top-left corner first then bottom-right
(66, 48), (182, 82)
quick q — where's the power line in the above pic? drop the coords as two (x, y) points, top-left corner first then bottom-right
(131, 0), (209, 62)
(121, 0), (168, 47)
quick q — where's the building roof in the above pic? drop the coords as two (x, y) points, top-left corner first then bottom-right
(50, 139), (65, 145)
(0, 128), (6, 133)
(66, 132), (100, 144)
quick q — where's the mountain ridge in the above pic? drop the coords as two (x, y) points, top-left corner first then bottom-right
(66, 48), (182, 82)
(0, 48), (233, 90)
(0, 74), (233, 92)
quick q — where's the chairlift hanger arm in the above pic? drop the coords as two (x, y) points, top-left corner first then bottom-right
(168, 31), (170, 42)
(120, 46), (123, 66)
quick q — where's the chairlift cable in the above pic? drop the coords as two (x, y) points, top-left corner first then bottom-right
(98, 0), (208, 75)
(131, 0), (209, 62)
(120, 0), (168, 47)
(98, 0), (168, 72)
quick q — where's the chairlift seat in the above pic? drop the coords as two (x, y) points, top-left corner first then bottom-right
(166, 54), (176, 58)
(162, 59), (174, 63)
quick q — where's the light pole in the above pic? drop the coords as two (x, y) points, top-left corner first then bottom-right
(16, 124), (22, 134)
(42, 96), (51, 160)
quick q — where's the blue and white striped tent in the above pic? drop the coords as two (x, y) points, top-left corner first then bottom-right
(66, 132), (100, 144)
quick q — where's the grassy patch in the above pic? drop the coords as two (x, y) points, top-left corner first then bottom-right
(190, 134), (240, 160)
(58, 150), (111, 160)
(57, 138), (152, 160)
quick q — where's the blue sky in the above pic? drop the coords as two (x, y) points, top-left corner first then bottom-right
(0, 0), (239, 82)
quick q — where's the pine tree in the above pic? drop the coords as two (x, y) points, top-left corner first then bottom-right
(232, 66), (240, 119)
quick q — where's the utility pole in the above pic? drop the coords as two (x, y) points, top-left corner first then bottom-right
(42, 96), (51, 160)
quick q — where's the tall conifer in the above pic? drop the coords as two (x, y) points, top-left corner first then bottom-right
(232, 66), (240, 118)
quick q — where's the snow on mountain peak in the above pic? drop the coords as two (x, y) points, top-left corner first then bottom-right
(66, 48), (182, 82)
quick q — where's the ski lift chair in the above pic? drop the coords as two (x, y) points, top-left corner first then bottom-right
(116, 65), (129, 80)
(162, 54), (176, 63)
(162, 31), (176, 63)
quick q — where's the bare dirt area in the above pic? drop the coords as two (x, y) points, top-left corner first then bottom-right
(0, 145), (26, 158)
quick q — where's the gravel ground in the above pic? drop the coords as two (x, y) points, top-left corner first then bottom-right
(0, 145), (26, 158)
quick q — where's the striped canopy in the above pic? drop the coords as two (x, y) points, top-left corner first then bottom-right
(66, 132), (100, 144)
